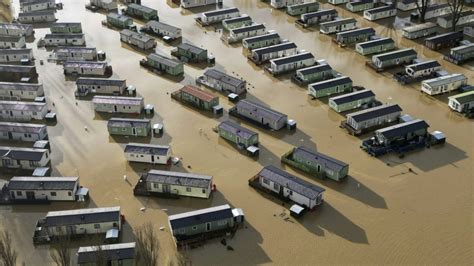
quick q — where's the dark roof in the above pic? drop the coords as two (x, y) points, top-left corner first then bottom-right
(76, 78), (126, 87)
(0, 122), (46, 134)
(377, 119), (429, 139)
(0, 101), (46, 112)
(425, 31), (463, 44)
(223, 15), (251, 24)
(218, 120), (257, 140)
(297, 64), (332, 76)
(271, 52), (314, 66)
(147, 53), (182, 68)
(257, 165), (325, 199)
(0, 146), (47, 161)
(0, 64), (35, 73)
(231, 24), (265, 34)
(44, 33), (84, 39)
(77, 243), (136, 264)
(236, 100), (287, 122)
(302, 9), (337, 20)
(18, 9), (55, 17)
(144, 170), (212, 188)
(426, 3), (449, 12)
(320, 18), (357, 27)
(0, 82), (42, 91)
(439, 10), (474, 21)
(309, 76), (352, 91)
(0, 35), (23, 42)
(203, 69), (245, 88)
(177, 43), (206, 55)
(406, 60), (440, 72)
(243, 32), (279, 44)
(348, 104), (402, 123)
(124, 143), (170, 156)
(180, 85), (217, 102)
(127, 3), (157, 14)
(365, 5), (396, 14)
(203, 7), (239, 17)
(169, 204), (233, 230)
(253, 42), (297, 56)
(337, 27), (375, 38)
(7, 177), (78, 191)
(449, 91), (474, 105)
(44, 207), (121, 227)
(293, 146), (348, 172)
(373, 48), (417, 61)
(330, 89), (375, 105)
(348, 0), (374, 6)
(357, 37), (394, 49)
(107, 118), (150, 128)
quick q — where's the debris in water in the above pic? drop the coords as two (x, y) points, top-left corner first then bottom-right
(123, 175), (127, 181)
(227, 246), (234, 251)
(140, 207), (146, 212)
(171, 157), (180, 165)
(187, 165), (192, 169)
(159, 226), (165, 231)
(84, 126), (88, 131)
(220, 239), (227, 246)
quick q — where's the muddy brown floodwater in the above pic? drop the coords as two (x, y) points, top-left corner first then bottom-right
(0, 0), (473, 265)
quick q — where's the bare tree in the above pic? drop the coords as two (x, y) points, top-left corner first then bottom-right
(448, 0), (466, 31)
(175, 243), (191, 266)
(415, 0), (431, 23)
(92, 233), (107, 266)
(134, 223), (159, 266)
(50, 235), (72, 266)
(0, 231), (17, 266)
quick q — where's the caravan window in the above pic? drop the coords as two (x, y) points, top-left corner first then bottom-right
(186, 187), (192, 192)
(94, 224), (100, 229)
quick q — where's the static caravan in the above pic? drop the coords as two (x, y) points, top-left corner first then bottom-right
(77, 243), (135, 266)
(124, 143), (171, 165)
(402, 22), (437, 40)
(421, 73), (467, 95)
(17, 10), (56, 23)
(397, 0), (417, 11)
(168, 204), (244, 245)
(19, 0), (56, 12)
(0, 48), (33, 63)
(364, 5), (396, 21)
(142, 21), (181, 40)
(43, 33), (86, 46)
(0, 82), (43, 100)
(0, 101), (48, 121)
(222, 15), (253, 31)
(336, 27), (375, 46)
(373, 119), (429, 146)
(0, 23), (34, 37)
(218, 120), (258, 148)
(271, 0), (305, 9)
(143, 53), (184, 76)
(139, 170), (212, 199)
(286, 2), (319, 16)
(0, 65), (37, 82)
(197, 68), (246, 95)
(282, 146), (349, 181)
(50, 22), (83, 34)
(197, 8), (240, 26)
(0, 35), (26, 49)
(231, 100), (288, 130)
(92, 96), (144, 114)
(0, 122), (48, 142)
(355, 37), (395, 55)
(107, 118), (151, 137)
(445, 43), (474, 65)
(52, 47), (97, 61)
(227, 24), (266, 44)
(63, 61), (110, 76)
(89, 0), (118, 11)
(328, 0), (349, 5)
(320, 18), (357, 34)
(76, 78), (126, 96)
(34, 207), (122, 243)
(371, 48), (417, 69)
(329, 89), (376, 113)
(173, 43), (208, 63)
(106, 13), (133, 29)
(7, 177), (81, 202)
(344, 104), (403, 135)
(308, 76), (353, 98)
(181, 0), (218, 9)
(293, 64), (335, 85)
(268, 52), (315, 75)
(346, 0), (375, 13)
(120, 29), (156, 50)
(424, 31), (463, 51)
(297, 9), (338, 27)
(448, 91), (474, 113)
(124, 3), (158, 21)
(423, 4), (451, 20)
(171, 85), (219, 111)
(437, 10), (474, 29)
(0, 146), (49, 170)
(404, 60), (441, 79)
(242, 32), (280, 50)
(249, 42), (297, 65)
(251, 165), (325, 209)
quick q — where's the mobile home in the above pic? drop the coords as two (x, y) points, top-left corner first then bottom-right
(222, 15), (253, 31)
(92, 96), (144, 114)
(335, 27), (375, 46)
(227, 24), (266, 44)
(138, 170), (212, 199)
(328, 0), (349, 5)
(171, 85), (219, 111)
(293, 64), (335, 85)
(89, 0), (118, 11)
(268, 52), (315, 75)
(142, 53), (184, 76)
(120, 29), (156, 50)
(197, 69), (246, 95)
(124, 143), (171, 164)
(0, 146), (50, 170)
(286, 2), (319, 16)
(355, 37), (395, 55)
(437, 10), (474, 29)
(397, 0), (417, 11)
(218, 120), (259, 148)
(242, 32), (280, 50)
(424, 31), (463, 51)
(364, 5), (396, 21)
(0, 101), (48, 121)
(328, 89), (376, 113)
(402, 22), (437, 40)
(124, 3), (158, 21)
(250, 165), (325, 209)
(297, 9), (338, 27)
(249, 42), (297, 64)
(0, 35), (26, 49)
(181, 0), (218, 9)
(373, 119), (429, 146)
(173, 43), (208, 63)
(197, 7), (240, 26)
(0, 122), (48, 142)
(43, 33), (86, 46)
(422, 3), (451, 20)
(448, 91), (474, 113)
(0, 82), (43, 100)
(346, 0), (375, 13)
(421, 73), (468, 95)
(319, 18), (357, 34)
(52, 47), (97, 61)
(0, 65), (37, 82)
(107, 118), (151, 137)
(0, 48), (33, 63)
(308, 76), (353, 98)
(371, 48), (417, 69)
(76, 78), (126, 96)
(271, 0), (305, 9)
(50, 22), (83, 34)
(230, 100), (288, 130)
(7, 177), (82, 202)
(404, 60), (441, 79)
(77, 243), (135, 266)
(142, 21), (181, 40)
(63, 61), (110, 76)
(0, 23), (34, 37)
(344, 104), (403, 135)
(106, 13), (133, 29)
(19, 0), (56, 12)
(17, 10), (56, 23)
(445, 43), (474, 65)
